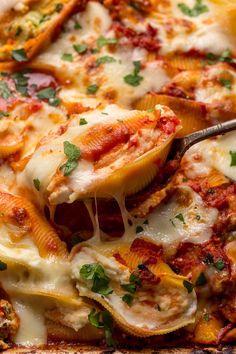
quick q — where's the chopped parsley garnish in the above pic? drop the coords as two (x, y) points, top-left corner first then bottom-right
(133, 60), (141, 75)
(196, 214), (201, 221)
(203, 313), (210, 321)
(74, 22), (82, 30)
(124, 61), (143, 87)
(15, 26), (23, 36)
(73, 43), (88, 54)
(0, 260), (7, 271)
(0, 111), (9, 119)
(61, 53), (73, 62)
(88, 309), (104, 328)
(39, 14), (51, 24)
(91, 48), (99, 54)
(97, 36), (118, 49)
(0, 81), (12, 100)
(12, 48), (28, 62)
(79, 117), (88, 125)
(71, 233), (84, 246)
(230, 150), (236, 166)
(206, 50), (236, 65)
(36, 87), (61, 107)
(183, 280), (194, 293)
(178, 0), (209, 17)
(122, 294), (134, 306)
(155, 304), (161, 311)
(175, 213), (185, 224)
(55, 3), (63, 12)
(219, 78), (232, 90)
(219, 50), (236, 63)
(60, 141), (81, 176)
(130, 271), (142, 285)
(33, 178), (40, 191)
(96, 56), (116, 66)
(135, 225), (144, 234)
(214, 259), (225, 271)
(12, 72), (29, 96)
(121, 267), (142, 294)
(195, 272), (207, 286)
(143, 219), (149, 225)
(80, 263), (113, 296)
(87, 84), (99, 95)
(203, 253), (214, 265)
(88, 309), (115, 347)
(121, 283), (137, 294)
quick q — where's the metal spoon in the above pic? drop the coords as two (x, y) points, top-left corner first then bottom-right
(169, 118), (236, 159)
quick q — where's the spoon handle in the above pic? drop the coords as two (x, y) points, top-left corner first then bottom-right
(174, 118), (236, 158)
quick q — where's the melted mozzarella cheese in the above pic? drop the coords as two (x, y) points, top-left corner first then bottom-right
(32, 1), (170, 108)
(72, 245), (197, 332)
(18, 104), (174, 206)
(185, 131), (236, 181)
(12, 296), (47, 346)
(0, 0), (27, 17)
(18, 104), (130, 205)
(195, 63), (236, 104)
(138, 186), (218, 255)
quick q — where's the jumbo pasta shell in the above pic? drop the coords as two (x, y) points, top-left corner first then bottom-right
(0, 191), (68, 259)
(135, 94), (209, 138)
(71, 240), (197, 337)
(23, 104), (181, 205)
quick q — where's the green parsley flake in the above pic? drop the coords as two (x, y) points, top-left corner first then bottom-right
(203, 253), (214, 265)
(55, 3), (63, 12)
(183, 280), (194, 293)
(214, 259), (225, 271)
(195, 272), (207, 286)
(178, 0), (209, 17)
(87, 84), (99, 95)
(122, 294), (134, 306)
(88, 309), (115, 347)
(230, 150), (236, 166)
(121, 283), (137, 294)
(0, 111), (10, 119)
(60, 141), (81, 176)
(219, 78), (232, 90)
(61, 53), (73, 62)
(136, 225), (144, 234)
(124, 74), (143, 87)
(12, 72), (29, 96)
(73, 43), (88, 54)
(88, 309), (103, 328)
(124, 61), (143, 87)
(0, 260), (7, 271)
(0, 81), (12, 100)
(96, 56), (116, 66)
(36, 87), (61, 107)
(203, 313), (210, 321)
(71, 233), (84, 246)
(206, 50), (236, 65)
(33, 178), (40, 191)
(74, 22), (82, 29)
(12, 48), (28, 62)
(80, 263), (113, 296)
(79, 118), (88, 125)
(97, 36), (118, 49)
(175, 213), (185, 224)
